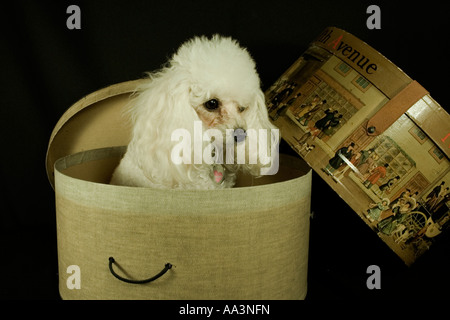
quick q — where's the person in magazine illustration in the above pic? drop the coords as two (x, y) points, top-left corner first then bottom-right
(312, 108), (339, 138)
(267, 82), (297, 113)
(425, 181), (446, 211)
(363, 163), (389, 189)
(315, 108), (337, 126)
(432, 188), (449, 216)
(409, 191), (419, 210)
(353, 148), (374, 169)
(356, 152), (378, 179)
(379, 175), (400, 195)
(390, 188), (417, 212)
(366, 198), (390, 222)
(335, 147), (376, 180)
(294, 107), (340, 144)
(377, 198), (413, 236)
(298, 106), (320, 127)
(318, 113), (342, 139)
(292, 95), (325, 125)
(322, 142), (355, 176)
(271, 93), (301, 120)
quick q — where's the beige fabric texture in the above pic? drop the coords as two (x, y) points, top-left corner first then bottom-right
(54, 147), (311, 300)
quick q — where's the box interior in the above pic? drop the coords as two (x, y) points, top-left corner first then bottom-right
(58, 148), (310, 188)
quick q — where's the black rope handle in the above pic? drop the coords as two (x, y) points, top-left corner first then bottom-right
(108, 257), (172, 284)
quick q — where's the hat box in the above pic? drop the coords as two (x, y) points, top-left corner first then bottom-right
(46, 80), (312, 299)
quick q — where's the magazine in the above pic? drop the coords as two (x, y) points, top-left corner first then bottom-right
(266, 27), (450, 265)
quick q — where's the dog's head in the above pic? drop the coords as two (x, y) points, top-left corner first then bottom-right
(129, 35), (279, 186)
(173, 36), (269, 131)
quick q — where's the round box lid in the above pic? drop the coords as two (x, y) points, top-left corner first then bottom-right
(46, 79), (144, 189)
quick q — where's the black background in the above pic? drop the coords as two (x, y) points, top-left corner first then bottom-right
(2, 0), (449, 300)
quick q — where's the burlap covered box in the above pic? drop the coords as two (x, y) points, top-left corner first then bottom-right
(46, 80), (312, 300)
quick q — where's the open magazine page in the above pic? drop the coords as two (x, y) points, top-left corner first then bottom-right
(267, 27), (450, 265)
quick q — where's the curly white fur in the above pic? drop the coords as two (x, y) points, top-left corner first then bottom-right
(110, 35), (277, 189)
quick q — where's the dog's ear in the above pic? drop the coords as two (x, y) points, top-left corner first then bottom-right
(248, 90), (277, 132)
(127, 69), (201, 186)
(130, 71), (198, 132)
(244, 90), (280, 176)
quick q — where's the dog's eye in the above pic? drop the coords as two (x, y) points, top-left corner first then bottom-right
(204, 99), (220, 111)
(238, 106), (246, 113)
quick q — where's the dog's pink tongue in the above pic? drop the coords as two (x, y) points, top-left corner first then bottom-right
(214, 170), (223, 183)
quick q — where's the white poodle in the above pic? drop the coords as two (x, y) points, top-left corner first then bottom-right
(110, 35), (278, 189)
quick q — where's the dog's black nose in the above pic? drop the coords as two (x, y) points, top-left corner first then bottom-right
(234, 128), (246, 143)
